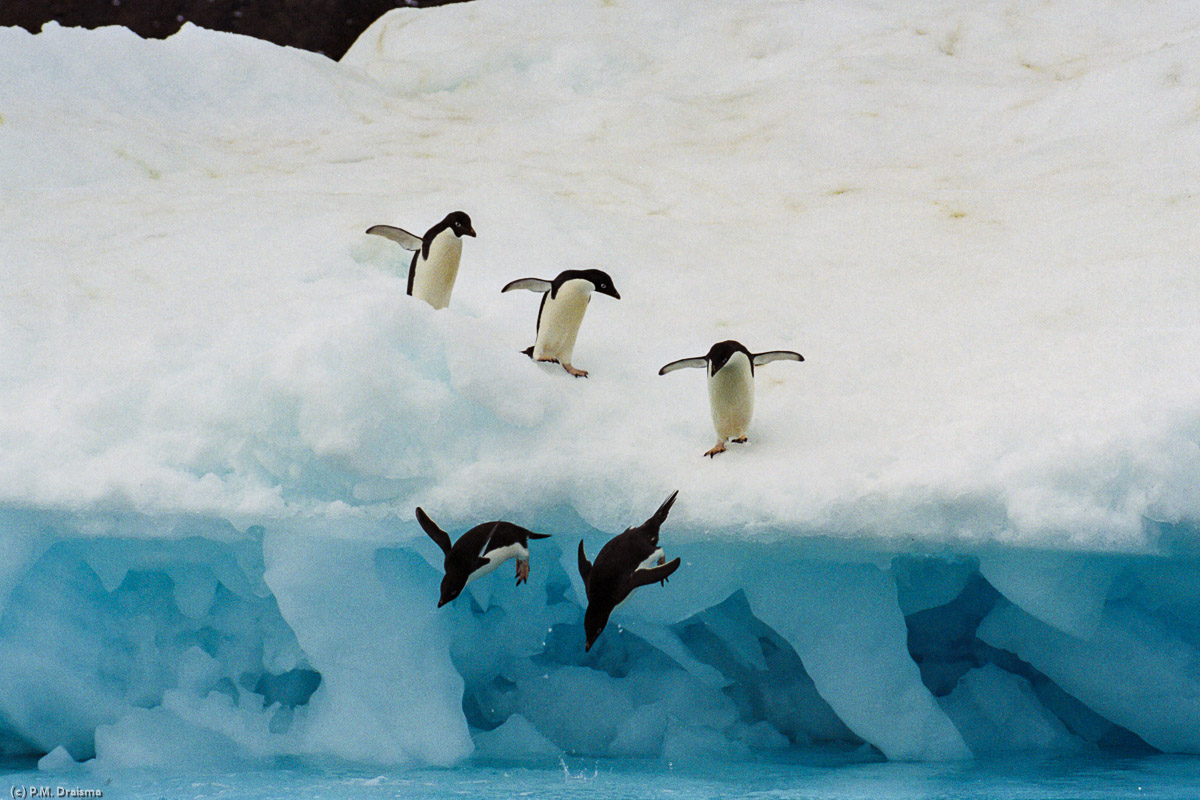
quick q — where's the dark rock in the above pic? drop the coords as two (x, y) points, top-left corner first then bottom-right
(0, 0), (472, 60)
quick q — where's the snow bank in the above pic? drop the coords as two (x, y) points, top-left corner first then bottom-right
(3, 0), (1200, 770)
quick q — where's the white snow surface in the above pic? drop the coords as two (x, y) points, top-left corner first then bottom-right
(2, 0), (1199, 548)
(3, 0), (1200, 770)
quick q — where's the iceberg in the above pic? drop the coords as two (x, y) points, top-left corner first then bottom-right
(2, 0), (1200, 771)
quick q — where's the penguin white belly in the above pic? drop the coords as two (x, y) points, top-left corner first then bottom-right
(468, 542), (528, 582)
(615, 548), (667, 610)
(636, 548), (666, 572)
(411, 233), (463, 310)
(533, 282), (592, 364)
(708, 353), (754, 440)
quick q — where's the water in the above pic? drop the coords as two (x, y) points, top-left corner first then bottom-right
(6, 751), (1200, 800)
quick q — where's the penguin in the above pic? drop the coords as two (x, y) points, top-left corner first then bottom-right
(366, 211), (476, 310)
(577, 490), (681, 651)
(658, 340), (804, 458)
(501, 269), (620, 378)
(415, 507), (551, 607)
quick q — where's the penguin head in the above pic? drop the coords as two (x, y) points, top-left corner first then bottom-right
(437, 552), (488, 607)
(705, 340), (751, 375)
(437, 571), (468, 607)
(580, 269), (620, 299)
(443, 211), (476, 238)
(583, 603), (612, 652)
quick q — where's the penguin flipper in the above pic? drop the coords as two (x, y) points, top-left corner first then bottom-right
(658, 357), (708, 375)
(366, 225), (423, 251)
(630, 557), (681, 589)
(752, 350), (804, 366)
(415, 507), (453, 555)
(502, 278), (553, 294)
(577, 540), (592, 586)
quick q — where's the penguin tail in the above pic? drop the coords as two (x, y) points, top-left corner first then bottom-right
(415, 507), (453, 556)
(648, 490), (680, 527)
(520, 346), (535, 359)
(578, 540), (592, 585)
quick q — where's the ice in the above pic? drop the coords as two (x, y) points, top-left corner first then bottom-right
(472, 714), (560, 761)
(0, 534), (324, 761)
(3, 0), (1200, 775)
(745, 561), (971, 760)
(978, 601), (1200, 754)
(938, 664), (1087, 754)
(662, 719), (749, 763)
(262, 534), (472, 765)
(36, 745), (78, 772)
(893, 557), (977, 617)
(671, 589), (856, 744)
(978, 550), (1120, 640)
(515, 667), (634, 756)
(0, 545), (143, 758)
(93, 707), (245, 770)
(733, 721), (792, 752)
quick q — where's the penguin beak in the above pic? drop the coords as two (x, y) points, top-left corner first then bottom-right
(601, 286), (620, 300)
(464, 225), (477, 237)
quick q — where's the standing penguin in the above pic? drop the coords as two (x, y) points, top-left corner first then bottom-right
(366, 211), (476, 310)
(577, 491), (682, 651)
(658, 340), (804, 458)
(501, 269), (620, 377)
(416, 507), (551, 607)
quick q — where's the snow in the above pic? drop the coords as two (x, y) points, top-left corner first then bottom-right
(2, 0), (1200, 774)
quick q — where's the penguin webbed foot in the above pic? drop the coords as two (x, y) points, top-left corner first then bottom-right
(563, 364), (589, 378)
(704, 442), (727, 458)
(658, 554), (669, 586)
(731, 437), (748, 444)
(515, 559), (530, 585)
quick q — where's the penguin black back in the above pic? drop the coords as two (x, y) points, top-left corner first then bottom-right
(416, 507), (550, 607)
(578, 491), (681, 650)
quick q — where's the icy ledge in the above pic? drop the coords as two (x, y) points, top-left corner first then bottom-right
(2, 508), (1198, 769)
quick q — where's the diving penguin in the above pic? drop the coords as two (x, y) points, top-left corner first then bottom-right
(415, 507), (551, 607)
(501, 269), (620, 377)
(577, 490), (681, 651)
(658, 340), (804, 458)
(366, 211), (476, 310)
